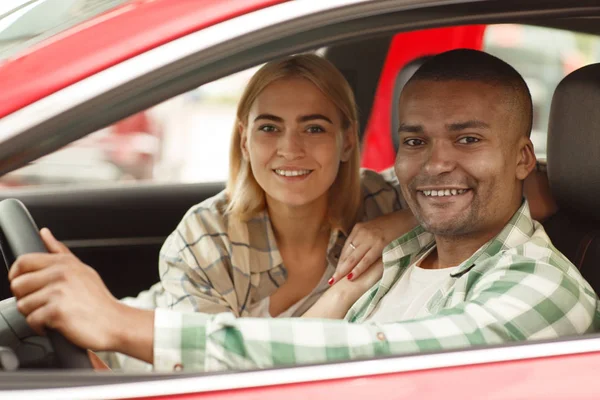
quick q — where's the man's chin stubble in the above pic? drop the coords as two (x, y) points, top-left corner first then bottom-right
(417, 213), (478, 237)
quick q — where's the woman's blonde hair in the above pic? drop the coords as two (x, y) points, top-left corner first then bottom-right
(226, 54), (362, 233)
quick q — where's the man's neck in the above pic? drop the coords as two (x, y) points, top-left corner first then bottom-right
(420, 231), (499, 269)
(420, 201), (524, 270)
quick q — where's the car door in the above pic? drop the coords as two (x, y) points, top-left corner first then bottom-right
(0, 181), (224, 300)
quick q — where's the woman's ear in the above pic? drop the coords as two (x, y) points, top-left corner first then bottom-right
(239, 122), (250, 160)
(516, 137), (537, 180)
(340, 125), (357, 163)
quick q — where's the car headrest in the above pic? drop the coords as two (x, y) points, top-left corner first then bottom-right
(547, 63), (600, 221)
(391, 56), (432, 152)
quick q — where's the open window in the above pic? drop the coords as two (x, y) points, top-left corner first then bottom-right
(0, 0), (599, 397)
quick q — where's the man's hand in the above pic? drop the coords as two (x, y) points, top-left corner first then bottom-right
(8, 228), (126, 352)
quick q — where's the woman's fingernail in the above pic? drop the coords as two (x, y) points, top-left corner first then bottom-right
(347, 273), (354, 281)
(328, 277), (335, 285)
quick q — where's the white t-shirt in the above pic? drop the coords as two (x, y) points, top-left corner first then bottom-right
(367, 247), (458, 323)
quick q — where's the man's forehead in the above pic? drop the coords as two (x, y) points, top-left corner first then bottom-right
(399, 79), (510, 118)
(402, 79), (506, 98)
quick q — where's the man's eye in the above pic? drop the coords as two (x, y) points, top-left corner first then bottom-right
(306, 126), (325, 134)
(259, 125), (278, 133)
(457, 136), (480, 144)
(404, 138), (425, 146)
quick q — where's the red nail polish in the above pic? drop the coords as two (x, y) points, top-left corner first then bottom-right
(328, 277), (334, 285)
(347, 273), (354, 281)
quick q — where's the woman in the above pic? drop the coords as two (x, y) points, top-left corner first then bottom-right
(123, 54), (415, 320)
(10, 54), (416, 370)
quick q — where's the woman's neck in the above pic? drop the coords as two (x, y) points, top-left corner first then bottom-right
(267, 195), (330, 251)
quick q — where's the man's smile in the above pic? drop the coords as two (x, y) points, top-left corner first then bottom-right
(415, 188), (474, 213)
(418, 188), (471, 197)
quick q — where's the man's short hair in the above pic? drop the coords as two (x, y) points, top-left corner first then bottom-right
(407, 49), (533, 138)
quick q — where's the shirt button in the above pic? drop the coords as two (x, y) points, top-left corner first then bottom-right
(376, 332), (386, 341)
(173, 363), (184, 371)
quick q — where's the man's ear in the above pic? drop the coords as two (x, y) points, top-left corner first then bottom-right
(239, 123), (249, 160)
(340, 125), (356, 162)
(516, 137), (537, 180)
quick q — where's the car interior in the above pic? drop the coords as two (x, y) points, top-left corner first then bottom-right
(543, 62), (600, 293)
(0, 0), (599, 380)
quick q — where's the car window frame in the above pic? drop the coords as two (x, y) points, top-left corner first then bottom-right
(0, 0), (600, 394)
(3, 332), (600, 397)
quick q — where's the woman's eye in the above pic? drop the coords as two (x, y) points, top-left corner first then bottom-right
(306, 126), (325, 134)
(259, 125), (278, 133)
(457, 136), (480, 144)
(404, 138), (425, 146)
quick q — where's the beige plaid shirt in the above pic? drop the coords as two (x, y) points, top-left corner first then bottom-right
(128, 168), (404, 318)
(107, 168), (403, 370)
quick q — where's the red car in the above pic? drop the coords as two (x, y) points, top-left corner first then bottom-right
(0, 0), (599, 399)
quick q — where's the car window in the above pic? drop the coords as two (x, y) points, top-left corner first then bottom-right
(483, 24), (600, 161)
(0, 67), (259, 188)
(0, 0), (130, 61)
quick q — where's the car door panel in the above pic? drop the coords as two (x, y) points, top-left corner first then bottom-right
(0, 182), (224, 299)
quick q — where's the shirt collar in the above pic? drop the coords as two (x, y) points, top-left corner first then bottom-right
(382, 200), (536, 276)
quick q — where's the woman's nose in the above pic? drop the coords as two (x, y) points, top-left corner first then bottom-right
(277, 131), (305, 160)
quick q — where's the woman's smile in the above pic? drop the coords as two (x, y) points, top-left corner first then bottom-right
(273, 168), (313, 178)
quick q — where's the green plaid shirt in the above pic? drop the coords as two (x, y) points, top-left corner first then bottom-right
(153, 202), (599, 372)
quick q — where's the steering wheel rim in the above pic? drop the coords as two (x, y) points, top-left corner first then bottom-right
(0, 198), (92, 369)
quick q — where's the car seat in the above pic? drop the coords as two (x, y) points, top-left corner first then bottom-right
(543, 62), (600, 294)
(390, 56), (432, 153)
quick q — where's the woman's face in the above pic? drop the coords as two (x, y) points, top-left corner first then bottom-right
(241, 77), (354, 211)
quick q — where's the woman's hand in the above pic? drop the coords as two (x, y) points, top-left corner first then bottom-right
(8, 228), (153, 362)
(304, 258), (384, 319)
(330, 209), (416, 285)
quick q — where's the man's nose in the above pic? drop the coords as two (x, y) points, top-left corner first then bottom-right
(422, 140), (456, 175)
(277, 131), (305, 160)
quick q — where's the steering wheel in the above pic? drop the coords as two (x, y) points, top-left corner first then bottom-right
(0, 198), (92, 369)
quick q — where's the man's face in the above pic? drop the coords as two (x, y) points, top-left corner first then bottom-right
(395, 80), (534, 239)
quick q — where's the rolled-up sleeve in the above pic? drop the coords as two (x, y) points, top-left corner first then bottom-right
(153, 308), (390, 372)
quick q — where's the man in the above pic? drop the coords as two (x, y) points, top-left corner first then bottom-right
(9, 49), (598, 372)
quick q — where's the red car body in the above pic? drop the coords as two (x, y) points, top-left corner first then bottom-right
(0, 0), (283, 118)
(0, 1), (599, 399)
